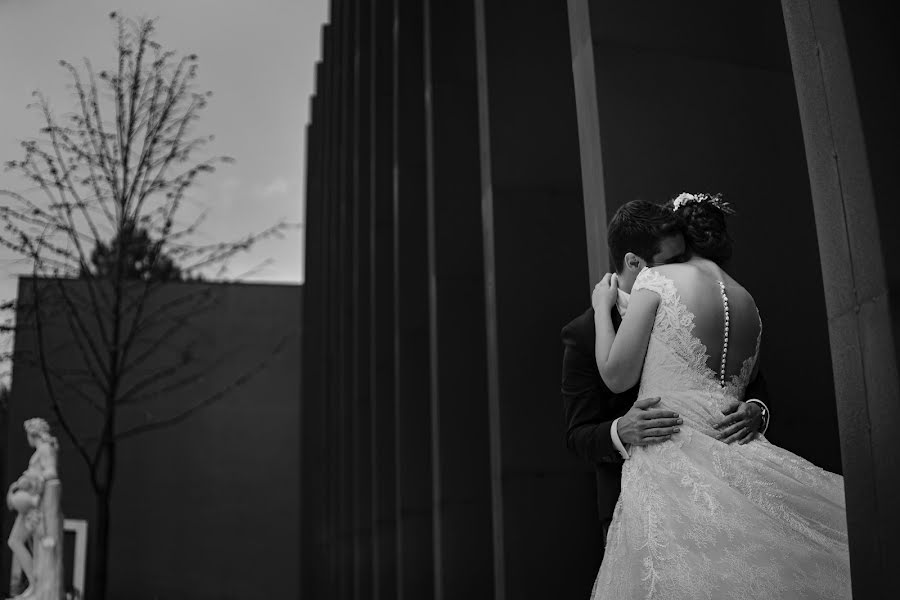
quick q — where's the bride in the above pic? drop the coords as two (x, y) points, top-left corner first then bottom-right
(588, 193), (851, 599)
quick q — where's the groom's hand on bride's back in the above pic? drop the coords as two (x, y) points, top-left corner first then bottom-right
(714, 400), (762, 444)
(617, 396), (683, 446)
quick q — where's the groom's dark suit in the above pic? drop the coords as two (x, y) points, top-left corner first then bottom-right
(561, 305), (770, 532)
(561, 307), (635, 524)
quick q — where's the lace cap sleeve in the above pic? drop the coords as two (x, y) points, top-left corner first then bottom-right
(631, 267), (672, 298)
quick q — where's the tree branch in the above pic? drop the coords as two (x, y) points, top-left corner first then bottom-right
(115, 335), (291, 441)
(27, 272), (97, 472)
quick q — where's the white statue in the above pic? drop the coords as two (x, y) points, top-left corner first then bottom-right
(6, 418), (62, 600)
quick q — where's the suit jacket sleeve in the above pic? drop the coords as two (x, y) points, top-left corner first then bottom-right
(561, 321), (625, 465)
(744, 369), (771, 409)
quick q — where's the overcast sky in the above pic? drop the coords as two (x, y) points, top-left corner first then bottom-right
(0, 0), (327, 299)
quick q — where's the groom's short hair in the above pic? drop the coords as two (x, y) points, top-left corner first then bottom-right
(608, 200), (682, 272)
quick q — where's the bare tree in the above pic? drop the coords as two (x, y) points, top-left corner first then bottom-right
(0, 14), (294, 599)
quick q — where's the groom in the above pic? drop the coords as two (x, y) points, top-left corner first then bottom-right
(560, 200), (771, 547)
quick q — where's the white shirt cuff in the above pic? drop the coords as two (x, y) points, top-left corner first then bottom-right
(610, 417), (629, 460)
(745, 398), (770, 435)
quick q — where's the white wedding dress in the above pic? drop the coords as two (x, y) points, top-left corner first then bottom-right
(591, 268), (851, 599)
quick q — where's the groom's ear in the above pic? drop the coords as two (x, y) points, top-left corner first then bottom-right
(624, 252), (644, 271)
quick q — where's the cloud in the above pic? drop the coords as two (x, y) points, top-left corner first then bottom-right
(255, 176), (303, 201)
(209, 176), (240, 208)
(260, 177), (290, 197)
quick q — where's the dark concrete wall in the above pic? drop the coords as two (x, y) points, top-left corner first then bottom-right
(392, 1), (434, 598)
(301, 0), (900, 597)
(474, 1), (596, 598)
(351, 1), (374, 595)
(334, 1), (356, 596)
(368, 1), (397, 598)
(300, 59), (327, 599)
(0, 388), (6, 546)
(5, 279), (301, 600)
(423, 0), (494, 598)
(840, 2), (900, 350)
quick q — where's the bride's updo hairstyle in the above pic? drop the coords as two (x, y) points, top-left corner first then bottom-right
(665, 192), (736, 266)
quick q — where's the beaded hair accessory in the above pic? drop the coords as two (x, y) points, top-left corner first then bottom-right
(670, 192), (736, 215)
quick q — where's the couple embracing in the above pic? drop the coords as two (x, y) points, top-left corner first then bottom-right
(561, 195), (851, 599)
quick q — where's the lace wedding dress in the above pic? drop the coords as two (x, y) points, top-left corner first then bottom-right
(591, 268), (851, 599)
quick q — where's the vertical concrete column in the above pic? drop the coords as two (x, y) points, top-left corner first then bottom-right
(320, 13), (342, 596)
(566, 0), (610, 286)
(392, 0), (433, 598)
(369, 0), (398, 598)
(351, 1), (374, 598)
(335, 0), (357, 596)
(781, 1), (900, 594)
(299, 95), (312, 598)
(422, 1), (494, 599)
(300, 59), (327, 597)
(473, 3), (595, 598)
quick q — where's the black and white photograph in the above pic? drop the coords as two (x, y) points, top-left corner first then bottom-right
(1, 0), (898, 599)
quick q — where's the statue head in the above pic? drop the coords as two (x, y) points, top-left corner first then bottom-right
(24, 418), (58, 450)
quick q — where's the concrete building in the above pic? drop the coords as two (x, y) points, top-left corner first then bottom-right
(4, 279), (302, 600)
(301, 1), (899, 599)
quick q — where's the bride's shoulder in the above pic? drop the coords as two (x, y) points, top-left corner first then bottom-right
(640, 263), (698, 284)
(633, 264), (705, 299)
(633, 264), (683, 294)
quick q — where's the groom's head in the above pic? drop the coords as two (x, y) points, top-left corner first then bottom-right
(608, 200), (685, 293)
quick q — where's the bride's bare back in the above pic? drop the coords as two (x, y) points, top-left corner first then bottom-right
(651, 259), (761, 384)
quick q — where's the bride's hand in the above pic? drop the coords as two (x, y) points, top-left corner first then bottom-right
(592, 273), (619, 312)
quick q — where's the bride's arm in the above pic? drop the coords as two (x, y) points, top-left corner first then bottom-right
(595, 289), (659, 393)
